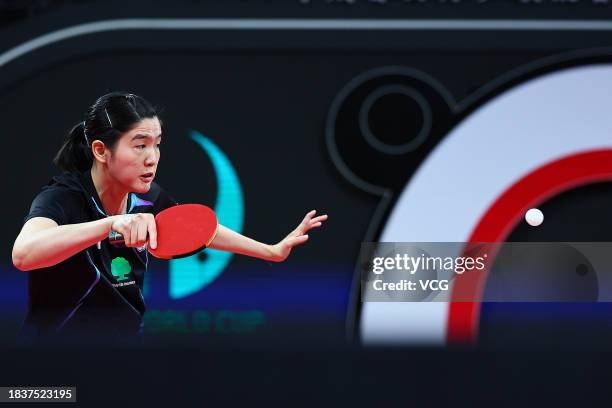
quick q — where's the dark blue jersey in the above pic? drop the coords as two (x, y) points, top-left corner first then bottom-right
(20, 170), (178, 340)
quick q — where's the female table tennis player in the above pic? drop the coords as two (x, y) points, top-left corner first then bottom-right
(11, 92), (327, 339)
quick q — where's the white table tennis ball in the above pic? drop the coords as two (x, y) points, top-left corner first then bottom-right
(525, 208), (544, 227)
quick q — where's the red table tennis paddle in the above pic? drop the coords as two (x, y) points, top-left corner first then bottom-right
(108, 204), (218, 259)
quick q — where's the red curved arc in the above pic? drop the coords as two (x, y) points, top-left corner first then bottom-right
(447, 149), (612, 344)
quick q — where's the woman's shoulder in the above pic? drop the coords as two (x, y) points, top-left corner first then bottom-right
(34, 172), (85, 200)
(131, 182), (179, 215)
(26, 174), (88, 226)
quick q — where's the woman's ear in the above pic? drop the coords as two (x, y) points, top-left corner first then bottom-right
(91, 140), (108, 164)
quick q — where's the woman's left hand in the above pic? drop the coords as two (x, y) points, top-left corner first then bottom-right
(268, 210), (328, 262)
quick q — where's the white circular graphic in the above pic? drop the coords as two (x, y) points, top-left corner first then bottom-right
(361, 64), (612, 345)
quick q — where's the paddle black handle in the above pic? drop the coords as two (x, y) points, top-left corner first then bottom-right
(108, 230), (125, 247)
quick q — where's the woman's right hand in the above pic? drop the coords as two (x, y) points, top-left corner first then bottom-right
(110, 213), (157, 249)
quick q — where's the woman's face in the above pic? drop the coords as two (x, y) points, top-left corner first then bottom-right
(107, 117), (162, 194)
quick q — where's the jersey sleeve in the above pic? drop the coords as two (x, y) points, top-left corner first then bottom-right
(140, 182), (179, 216)
(151, 187), (179, 215)
(23, 187), (83, 226)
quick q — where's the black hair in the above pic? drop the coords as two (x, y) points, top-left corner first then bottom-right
(54, 92), (160, 172)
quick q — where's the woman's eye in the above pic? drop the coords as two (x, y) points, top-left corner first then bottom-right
(136, 145), (146, 150)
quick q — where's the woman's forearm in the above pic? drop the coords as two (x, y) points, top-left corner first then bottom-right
(13, 217), (117, 271)
(208, 224), (274, 261)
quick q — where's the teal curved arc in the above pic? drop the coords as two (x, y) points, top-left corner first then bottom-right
(169, 130), (244, 299)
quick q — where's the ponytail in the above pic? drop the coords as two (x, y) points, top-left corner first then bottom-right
(53, 122), (93, 173)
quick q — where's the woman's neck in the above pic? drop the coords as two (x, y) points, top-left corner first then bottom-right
(90, 165), (128, 216)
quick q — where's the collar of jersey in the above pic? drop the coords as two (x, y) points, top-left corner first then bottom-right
(83, 171), (153, 216)
(90, 193), (153, 216)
